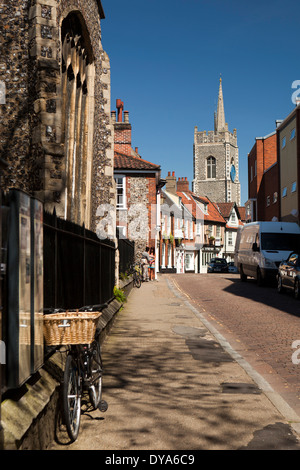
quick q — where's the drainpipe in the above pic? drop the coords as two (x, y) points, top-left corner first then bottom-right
(0, 157), (8, 432)
(156, 179), (166, 279)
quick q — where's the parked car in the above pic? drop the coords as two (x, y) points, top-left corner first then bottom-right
(228, 262), (238, 273)
(235, 221), (300, 285)
(277, 252), (300, 299)
(207, 258), (228, 273)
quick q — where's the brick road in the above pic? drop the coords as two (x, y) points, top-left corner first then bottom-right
(170, 272), (300, 416)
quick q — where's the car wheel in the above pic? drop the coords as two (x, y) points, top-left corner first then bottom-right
(240, 265), (247, 282)
(277, 275), (283, 294)
(257, 268), (264, 286)
(294, 279), (300, 299)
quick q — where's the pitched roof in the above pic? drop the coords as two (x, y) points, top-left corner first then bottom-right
(216, 202), (235, 219)
(238, 206), (246, 222)
(200, 196), (226, 224)
(114, 151), (160, 171)
(177, 190), (226, 224)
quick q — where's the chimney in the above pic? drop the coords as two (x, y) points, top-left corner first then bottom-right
(116, 99), (124, 122)
(177, 177), (189, 192)
(165, 171), (177, 195)
(113, 99), (132, 156)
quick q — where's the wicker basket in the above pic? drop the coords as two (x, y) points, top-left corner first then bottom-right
(43, 310), (102, 346)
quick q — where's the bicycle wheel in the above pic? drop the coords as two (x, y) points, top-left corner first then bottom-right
(63, 353), (81, 442)
(133, 271), (141, 288)
(88, 341), (103, 409)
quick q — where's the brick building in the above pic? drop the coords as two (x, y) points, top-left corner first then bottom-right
(0, 0), (115, 231)
(277, 105), (300, 224)
(193, 78), (241, 205)
(112, 100), (164, 265)
(247, 130), (279, 222)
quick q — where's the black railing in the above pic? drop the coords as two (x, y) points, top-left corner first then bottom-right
(44, 209), (116, 310)
(117, 230), (135, 275)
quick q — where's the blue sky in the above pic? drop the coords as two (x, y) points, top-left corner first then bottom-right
(101, 0), (300, 206)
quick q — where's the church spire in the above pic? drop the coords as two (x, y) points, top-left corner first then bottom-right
(215, 76), (225, 133)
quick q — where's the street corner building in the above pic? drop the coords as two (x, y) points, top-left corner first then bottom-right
(0, 0), (115, 231)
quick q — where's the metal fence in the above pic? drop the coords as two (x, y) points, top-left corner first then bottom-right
(0, 191), (118, 395)
(44, 209), (116, 310)
(117, 230), (135, 275)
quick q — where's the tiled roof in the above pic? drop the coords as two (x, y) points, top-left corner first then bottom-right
(216, 202), (235, 219)
(114, 151), (160, 171)
(177, 190), (226, 224)
(200, 196), (226, 224)
(238, 206), (246, 221)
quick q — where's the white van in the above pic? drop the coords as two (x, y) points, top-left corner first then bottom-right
(235, 221), (300, 284)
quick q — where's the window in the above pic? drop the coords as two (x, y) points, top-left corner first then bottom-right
(282, 136), (286, 148)
(231, 211), (236, 222)
(291, 181), (297, 193)
(207, 156), (216, 179)
(282, 187), (287, 198)
(216, 226), (221, 237)
(61, 13), (95, 224)
(290, 128), (296, 140)
(117, 226), (126, 239)
(115, 176), (126, 209)
(228, 232), (233, 246)
(266, 195), (270, 206)
(273, 192), (278, 203)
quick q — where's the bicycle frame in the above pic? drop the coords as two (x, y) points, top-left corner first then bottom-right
(69, 342), (102, 391)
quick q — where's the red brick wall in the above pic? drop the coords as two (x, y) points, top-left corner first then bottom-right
(114, 124), (132, 156)
(263, 133), (277, 171)
(259, 163), (279, 221)
(248, 133), (277, 221)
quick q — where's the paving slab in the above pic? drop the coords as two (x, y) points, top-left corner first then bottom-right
(50, 275), (300, 450)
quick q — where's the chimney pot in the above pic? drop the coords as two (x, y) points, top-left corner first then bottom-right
(116, 99), (124, 122)
(124, 111), (129, 123)
(172, 171), (175, 177)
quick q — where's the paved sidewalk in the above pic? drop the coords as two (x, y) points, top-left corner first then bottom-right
(51, 275), (300, 450)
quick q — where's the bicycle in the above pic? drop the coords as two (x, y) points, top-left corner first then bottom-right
(43, 304), (108, 443)
(129, 262), (142, 288)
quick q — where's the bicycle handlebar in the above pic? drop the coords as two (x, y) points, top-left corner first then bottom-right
(44, 303), (108, 314)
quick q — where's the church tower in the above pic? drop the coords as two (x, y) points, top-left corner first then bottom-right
(192, 78), (241, 205)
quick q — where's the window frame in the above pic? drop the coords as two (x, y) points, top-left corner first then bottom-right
(115, 175), (127, 209)
(207, 156), (216, 179)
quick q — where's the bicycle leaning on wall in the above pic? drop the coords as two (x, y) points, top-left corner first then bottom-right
(43, 304), (108, 442)
(129, 262), (142, 288)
